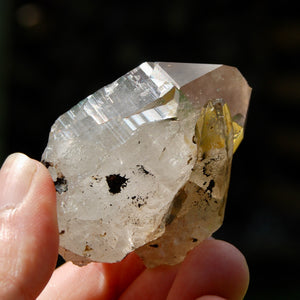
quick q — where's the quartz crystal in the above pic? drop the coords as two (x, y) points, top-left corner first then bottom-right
(42, 62), (251, 268)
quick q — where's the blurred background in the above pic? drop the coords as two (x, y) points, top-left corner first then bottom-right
(1, 0), (299, 298)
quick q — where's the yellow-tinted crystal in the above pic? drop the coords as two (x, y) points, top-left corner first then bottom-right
(232, 121), (244, 153)
(195, 100), (244, 155)
(196, 100), (233, 152)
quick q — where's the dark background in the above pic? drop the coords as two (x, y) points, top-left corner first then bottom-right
(1, 1), (299, 299)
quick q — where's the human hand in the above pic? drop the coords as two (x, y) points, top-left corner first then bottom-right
(0, 153), (249, 300)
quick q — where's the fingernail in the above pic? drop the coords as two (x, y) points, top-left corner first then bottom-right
(0, 153), (37, 209)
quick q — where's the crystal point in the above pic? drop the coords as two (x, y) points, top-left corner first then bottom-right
(42, 62), (251, 268)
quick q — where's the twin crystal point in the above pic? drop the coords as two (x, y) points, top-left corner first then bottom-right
(42, 62), (251, 268)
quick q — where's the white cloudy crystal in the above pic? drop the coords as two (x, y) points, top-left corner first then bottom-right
(42, 62), (251, 267)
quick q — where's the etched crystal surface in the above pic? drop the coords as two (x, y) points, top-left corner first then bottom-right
(42, 62), (251, 268)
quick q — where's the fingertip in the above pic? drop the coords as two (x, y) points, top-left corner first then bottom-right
(204, 239), (250, 298)
(39, 253), (146, 300)
(38, 261), (107, 300)
(120, 262), (179, 299)
(0, 153), (59, 299)
(190, 239), (249, 290)
(167, 239), (249, 300)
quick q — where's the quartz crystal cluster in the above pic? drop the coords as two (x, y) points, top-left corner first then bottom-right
(42, 62), (251, 268)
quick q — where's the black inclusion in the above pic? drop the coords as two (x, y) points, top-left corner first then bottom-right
(206, 179), (215, 194)
(54, 176), (68, 194)
(106, 174), (128, 194)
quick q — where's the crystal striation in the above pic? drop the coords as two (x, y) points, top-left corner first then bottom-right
(42, 62), (251, 268)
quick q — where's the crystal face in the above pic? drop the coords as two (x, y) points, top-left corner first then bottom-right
(42, 62), (251, 268)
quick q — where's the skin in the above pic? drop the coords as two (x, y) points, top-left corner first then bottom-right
(0, 153), (249, 300)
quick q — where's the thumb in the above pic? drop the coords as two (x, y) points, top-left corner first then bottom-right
(0, 153), (58, 299)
